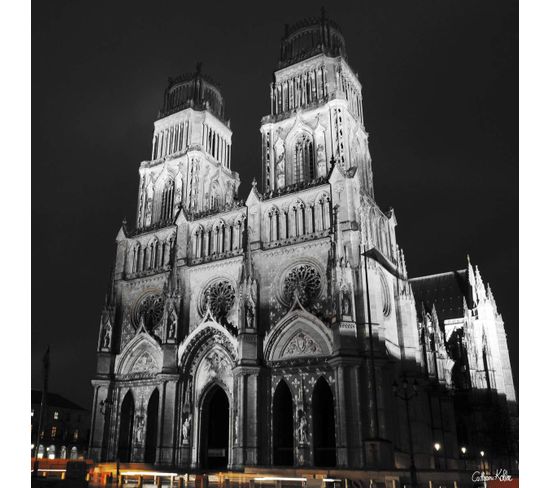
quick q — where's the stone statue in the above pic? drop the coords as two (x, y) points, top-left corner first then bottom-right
(145, 197), (153, 224)
(245, 299), (255, 328)
(136, 416), (145, 443)
(275, 143), (285, 188)
(342, 291), (351, 316)
(168, 308), (177, 338)
(297, 410), (308, 444)
(182, 414), (192, 443)
(102, 322), (112, 349)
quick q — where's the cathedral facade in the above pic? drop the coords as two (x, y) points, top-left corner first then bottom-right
(89, 14), (517, 476)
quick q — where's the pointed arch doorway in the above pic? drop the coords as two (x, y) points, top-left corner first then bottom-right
(200, 384), (229, 469)
(312, 377), (336, 467)
(144, 389), (159, 464)
(117, 391), (135, 462)
(273, 380), (294, 466)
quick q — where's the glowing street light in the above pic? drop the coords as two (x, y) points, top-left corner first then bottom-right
(480, 450), (487, 471)
(433, 442), (442, 469)
(460, 446), (467, 470)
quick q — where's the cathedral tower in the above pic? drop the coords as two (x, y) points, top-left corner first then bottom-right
(261, 12), (373, 197)
(137, 64), (240, 230)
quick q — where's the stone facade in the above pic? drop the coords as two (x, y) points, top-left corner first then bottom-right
(89, 14), (517, 473)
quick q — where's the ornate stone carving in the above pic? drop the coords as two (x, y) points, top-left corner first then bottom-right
(281, 264), (322, 307)
(283, 331), (321, 357)
(199, 279), (236, 322)
(205, 350), (230, 376)
(133, 293), (165, 330)
(120, 311), (135, 350)
(132, 352), (159, 374)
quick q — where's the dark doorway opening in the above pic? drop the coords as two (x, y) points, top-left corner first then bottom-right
(200, 384), (229, 469)
(312, 377), (336, 467)
(117, 391), (135, 462)
(144, 389), (159, 464)
(273, 380), (294, 466)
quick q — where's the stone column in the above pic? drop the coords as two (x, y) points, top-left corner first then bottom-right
(158, 379), (178, 465)
(335, 363), (349, 467)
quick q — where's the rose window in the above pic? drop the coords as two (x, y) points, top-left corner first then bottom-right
(134, 293), (165, 331)
(199, 280), (236, 322)
(282, 264), (322, 306)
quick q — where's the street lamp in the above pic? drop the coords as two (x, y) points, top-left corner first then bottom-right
(480, 450), (486, 472)
(393, 377), (419, 488)
(433, 442), (442, 469)
(460, 446), (467, 470)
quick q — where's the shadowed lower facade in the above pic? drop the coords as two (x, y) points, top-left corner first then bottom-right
(88, 12), (517, 475)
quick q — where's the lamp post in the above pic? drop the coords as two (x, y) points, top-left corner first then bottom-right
(460, 446), (467, 471)
(393, 377), (418, 488)
(480, 450), (486, 472)
(433, 442), (441, 470)
(99, 398), (119, 487)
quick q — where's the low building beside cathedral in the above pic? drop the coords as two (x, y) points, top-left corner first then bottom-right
(89, 13), (517, 477)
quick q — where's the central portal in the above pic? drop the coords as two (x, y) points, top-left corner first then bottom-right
(200, 384), (229, 469)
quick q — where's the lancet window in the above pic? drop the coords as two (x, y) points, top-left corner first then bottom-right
(160, 180), (175, 222)
(293, 134), (314, 184)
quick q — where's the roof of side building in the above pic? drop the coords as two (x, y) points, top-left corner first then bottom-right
(409, 269), (473, 322)
(31, 390), (88, 411)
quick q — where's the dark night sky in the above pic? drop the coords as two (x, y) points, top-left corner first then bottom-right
(32, 0), (518, 409)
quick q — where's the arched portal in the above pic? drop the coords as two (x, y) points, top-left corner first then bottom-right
(273, 380), (294, 466)
(312, 377), (336, 467)
(200, 384), (229, 469)
(144, 389), (159, 464)
(117, 391), (135, 462)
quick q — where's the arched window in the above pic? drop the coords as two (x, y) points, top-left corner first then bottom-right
(160, 180), (175, 222)
(294, 134), (314, 184)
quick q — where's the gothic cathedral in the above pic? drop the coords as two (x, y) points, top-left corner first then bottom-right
(89, 13), (517, 475)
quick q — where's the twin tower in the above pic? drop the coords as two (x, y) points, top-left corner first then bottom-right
(89, 12), (516, 483)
